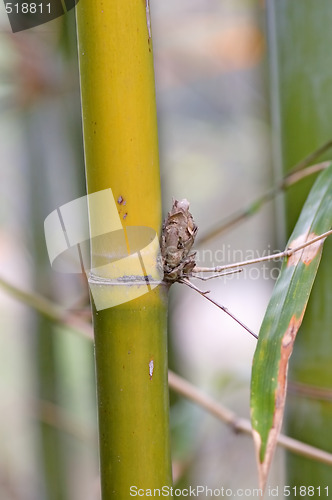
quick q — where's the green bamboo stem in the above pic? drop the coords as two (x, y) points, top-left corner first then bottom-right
(268, 0), (332, 491)
(92, 287), (171, 495)
(23, 112), (69, 500)
(76, 1), (172, 497)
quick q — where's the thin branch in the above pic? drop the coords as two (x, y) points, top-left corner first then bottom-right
(179, 277), (258, 339)
(33, 399), (95, 442)
(288, 381), (332, 401)
(290, 139), (332, 173)
(168, 370), (332, 467)
(283, 161), (330, 187)
(2, 275), (332, 465)
(197, 159), (331, 246)
(193, 229), (332, 275)
(190, 268), (243, 281)
(0, 276), (93, 341)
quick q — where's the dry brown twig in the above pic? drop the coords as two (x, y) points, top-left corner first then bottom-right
(198, 156), (332, 246)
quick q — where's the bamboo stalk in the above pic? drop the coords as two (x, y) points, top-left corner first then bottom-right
(267, 0), (332, 489)
(76, 1), (172, 497)
(23, 112), (69, 500)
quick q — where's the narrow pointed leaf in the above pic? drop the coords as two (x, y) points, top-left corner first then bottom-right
(250, 163), (332, 491)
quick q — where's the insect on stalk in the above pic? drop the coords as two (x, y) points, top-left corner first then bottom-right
(161, 198), (257, 338)
(161, 199), (332, 340)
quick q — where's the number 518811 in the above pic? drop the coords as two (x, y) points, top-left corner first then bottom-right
(5, 3), (51, 14)
(284, 486), (329, 496)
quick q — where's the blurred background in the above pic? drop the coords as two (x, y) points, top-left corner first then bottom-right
(0, 1), (284, 498)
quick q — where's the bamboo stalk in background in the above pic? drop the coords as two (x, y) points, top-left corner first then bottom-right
(76, 1), (172, 497)
(268, 0), (332, 491)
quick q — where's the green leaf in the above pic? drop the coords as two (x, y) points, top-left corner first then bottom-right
(250, 162), (332, 491)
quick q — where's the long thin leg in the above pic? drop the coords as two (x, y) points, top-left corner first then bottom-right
(179, 278), (258, 340)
